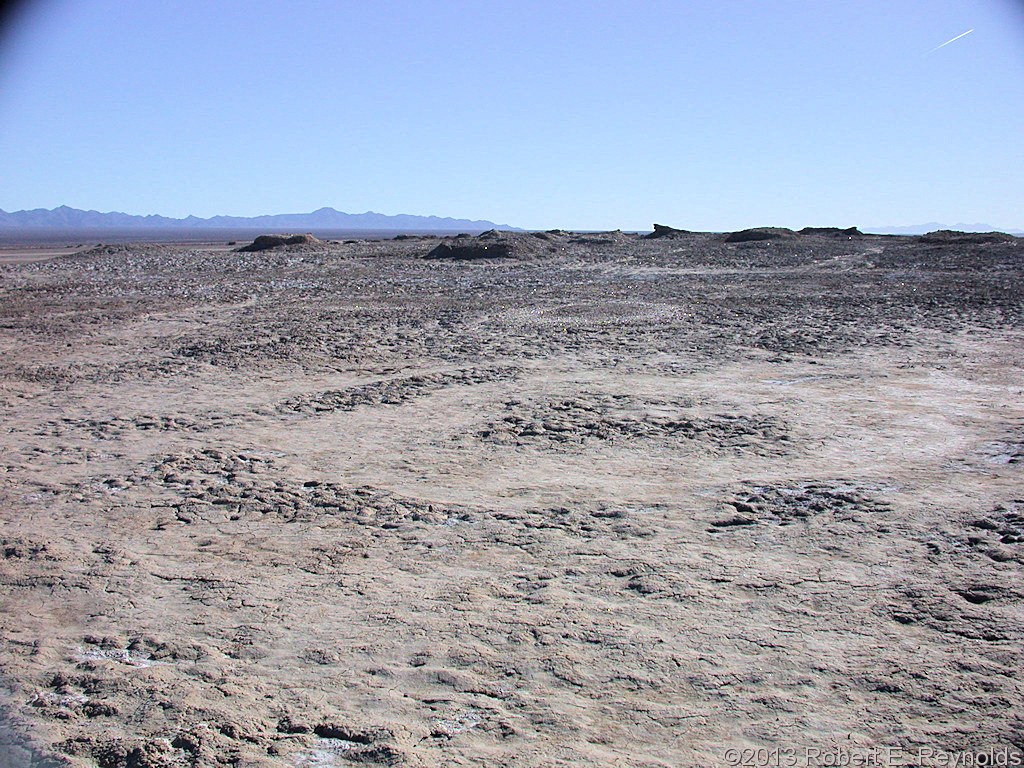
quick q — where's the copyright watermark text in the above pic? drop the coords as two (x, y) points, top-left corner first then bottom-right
(723, 746), (1024, 768)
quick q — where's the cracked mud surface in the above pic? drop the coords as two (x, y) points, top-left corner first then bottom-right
(473, 393), (789, 454)
(1, 231), (1022, 766)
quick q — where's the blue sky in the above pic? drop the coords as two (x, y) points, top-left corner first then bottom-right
(1, 0), (1022, 231)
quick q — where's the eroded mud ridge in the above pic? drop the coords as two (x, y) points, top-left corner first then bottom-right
(477, 393), (788, 453)
(279, 367), (520, 416)
(0, 230), (1022, 766)
(713, 480), (890, 528)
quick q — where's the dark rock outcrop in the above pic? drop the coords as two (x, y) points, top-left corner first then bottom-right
(918, 230), (1017, 245)
(645, 224), (692, 239)
(237, 233), (321, 252)
(800, 226), (863, 238)
(424, 230), (549, 261)
(725, 227), (798, 243)
(424, 242), (513, 260)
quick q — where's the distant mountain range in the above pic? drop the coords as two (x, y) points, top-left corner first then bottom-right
(0, 205), (518, 232)
(4, 207), (1019, 237)
(864, 222), (1024, 235)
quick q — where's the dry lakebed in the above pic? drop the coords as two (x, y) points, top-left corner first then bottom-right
(0, 227), (1021, 767)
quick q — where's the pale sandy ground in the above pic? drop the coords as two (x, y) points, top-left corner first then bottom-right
(0, 247), (82, 266)
(0, 232), (1021, 767)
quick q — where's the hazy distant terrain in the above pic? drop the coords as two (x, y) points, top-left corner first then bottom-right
(5, 207), (1022, 241)
(0, 229), (1021, 767)
(0, 206), (517, 233)
(865, 222), (1024, 236)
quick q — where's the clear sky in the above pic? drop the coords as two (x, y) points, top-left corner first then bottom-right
(1, 0), (1022, 231)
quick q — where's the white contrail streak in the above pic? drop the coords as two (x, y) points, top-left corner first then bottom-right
(927, 28), (974, 54)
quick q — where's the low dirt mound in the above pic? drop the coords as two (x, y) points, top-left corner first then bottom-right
(724, 227), (797, 243)
(21, 243), (179, 273)
(68, 243), (174, 259)
(424, 230), (550, 260)
(569, 231), (634, 245)
(918, 230), (1018, 245)
(237, 233), (321, 252)
(799, 226), (863, 238)
(424, 241), (514, 260)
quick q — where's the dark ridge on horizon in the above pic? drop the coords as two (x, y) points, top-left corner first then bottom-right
(0, 205), (520, 232)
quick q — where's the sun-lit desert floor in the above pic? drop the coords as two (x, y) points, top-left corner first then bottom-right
(0, 229), (1022, 767)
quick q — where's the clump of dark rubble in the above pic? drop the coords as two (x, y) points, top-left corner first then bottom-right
(725, 227), (798, 243)
(424, 229), (558, 260)
(648, 224), (865, 242)
(918, 230), (1018, 245)
(237, 233), (322, 252)
(644, 224), (693, 239)
(799, 226), (863, 237)
(709, 481), (889, 530)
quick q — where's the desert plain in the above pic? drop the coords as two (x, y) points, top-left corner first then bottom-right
(0, 227), (1021, 767)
